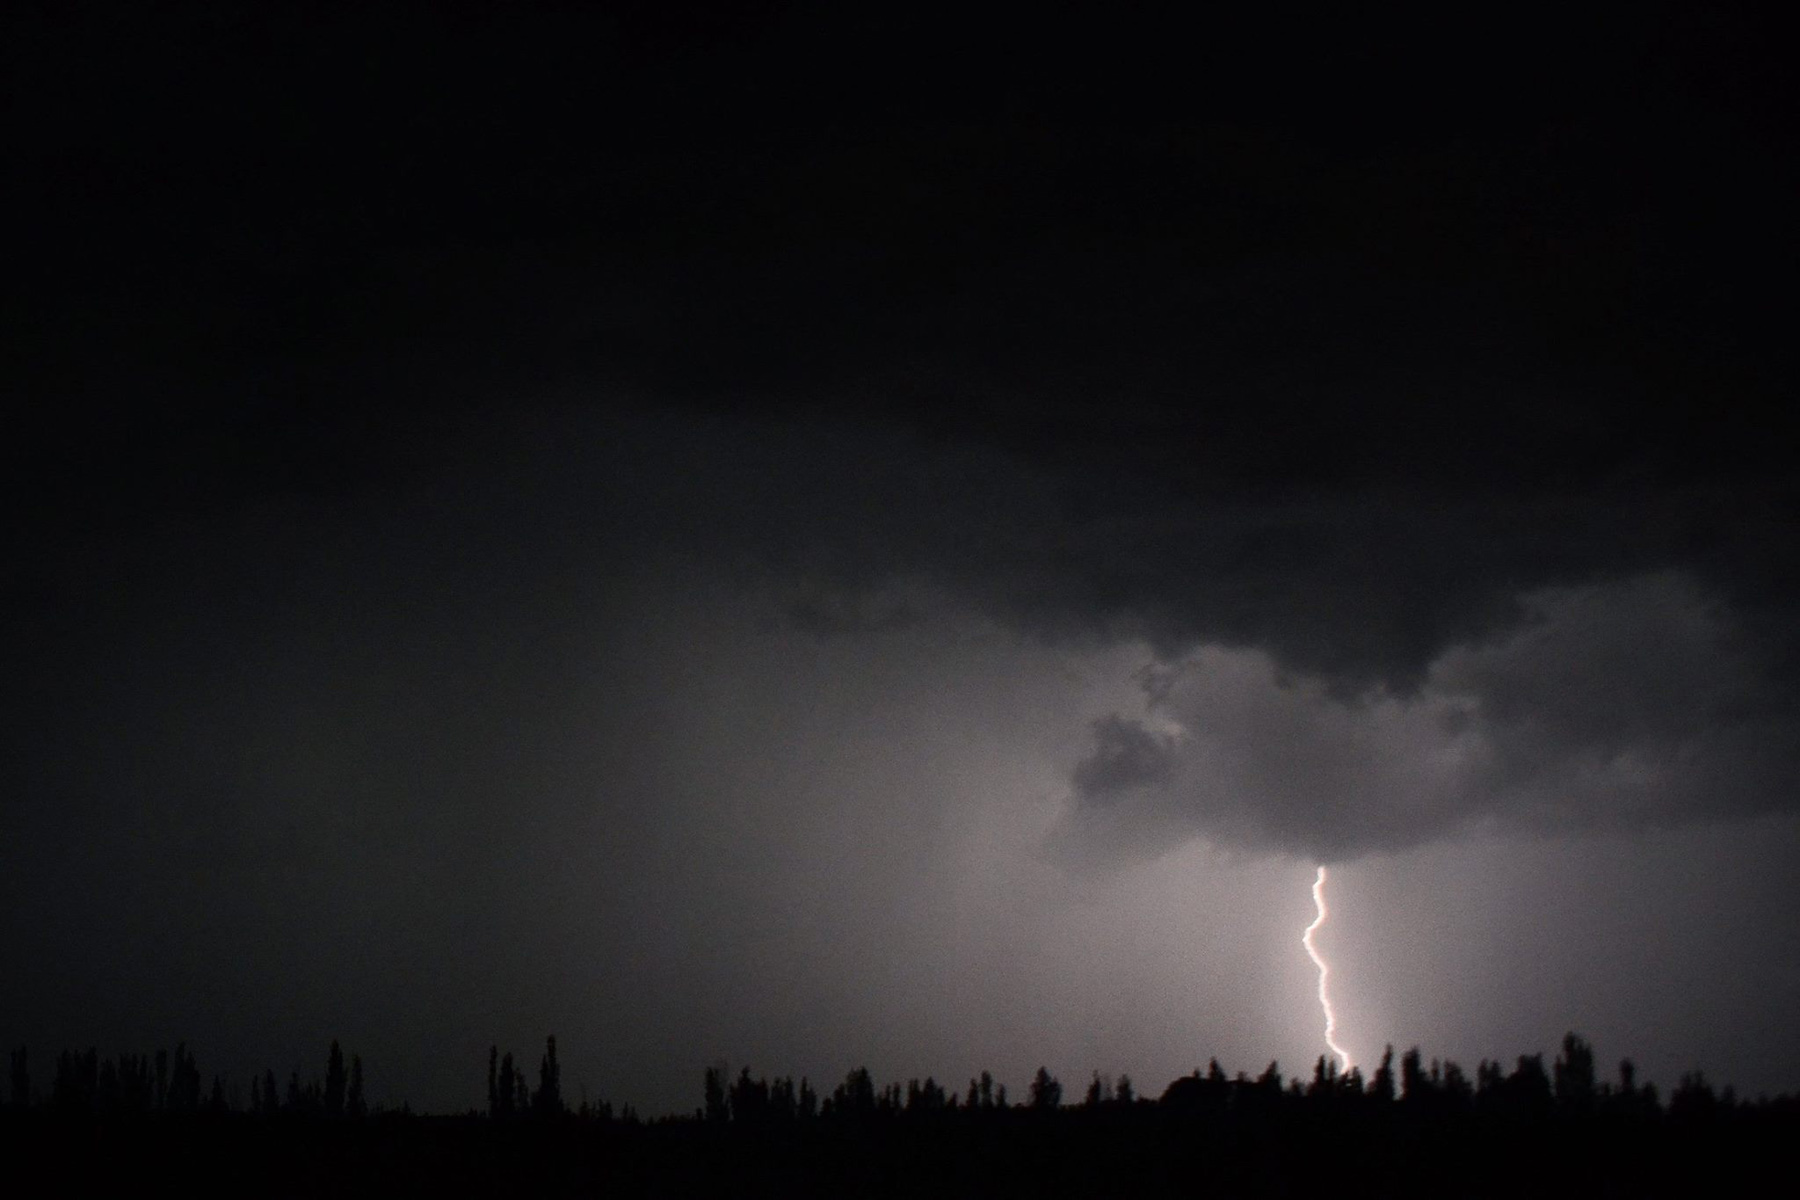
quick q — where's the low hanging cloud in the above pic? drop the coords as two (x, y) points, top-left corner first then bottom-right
(457, 405), (1799, 872)
(1051, 572), (1800, 865)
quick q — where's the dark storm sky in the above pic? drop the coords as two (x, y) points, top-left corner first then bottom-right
(4, 1), (1798, 1113)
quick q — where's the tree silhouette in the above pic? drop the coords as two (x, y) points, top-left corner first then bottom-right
(52, 1048), (97, 1113)
(1553, 1033), (1596, 1114)
(769, 1075), (796, 1120)
(1670, 1071), (1720, 1121)
(729, 1067), (768, 1123)
(1611, 1057), (1660, 1118)
(831, 1067), (876, 1117)
(904, 1077), (948, 1115)
(9, 1046), (28, 1109)
(1507, 1053), (1553, 1119)
(348, 1055), (366, 1118)
(1439, 1060), (1471, 1109)
(1371, 1045), (1396, 1103)
(325, 1041), (347, 1118)
(488, 1047), (500, 1117)
(496, 1053), (518, 1119)
(533, 1036), (562, 1118)
(1400, 1046), (1427, 1104)
(1309, 1054), (1338, 1099)
(156, 1044), (201, 1115)
(703, 1065), (728, 1124)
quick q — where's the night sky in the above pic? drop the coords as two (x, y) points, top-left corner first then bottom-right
(4, 2), (1797, 1116)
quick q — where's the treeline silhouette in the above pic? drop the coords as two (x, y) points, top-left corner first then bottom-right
(3, 1032), (1793, 1197)
(6, 1040), (370, 1118)
(694, 1035), (1716, 1125)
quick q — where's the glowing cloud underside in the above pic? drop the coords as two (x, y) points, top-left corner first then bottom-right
(1302, 865), (1352, 1073)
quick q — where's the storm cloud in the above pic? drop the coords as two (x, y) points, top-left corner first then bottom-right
(1053, 572), (1798, 863)
(525, 405), (1800, 866)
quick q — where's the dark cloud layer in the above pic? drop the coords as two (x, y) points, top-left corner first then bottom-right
(9, 3), (1792, 679)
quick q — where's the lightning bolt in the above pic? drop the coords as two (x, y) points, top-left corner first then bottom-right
(1302, 865), (1352, 1073)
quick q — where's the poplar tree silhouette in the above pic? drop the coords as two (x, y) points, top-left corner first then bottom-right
(325, 1041), (347, 1118)
(769, 1075), (797, 1121)
(1028, 1067), (1062, 1110)
(1401, 1047), (1427, 1103)
(166, 1044), (201, 1113)
(730, 1067), (769, 1123)
(1372, 1046), (1396, 1102)
(488, 1047), (500, 1117)
(497, 1053), (518, 1119)
(1554, 1033), (1596, 1113)
(348, 1055), (366, 1118)
(534, 1036), (562, 1118)
(703, 1065), (728, 1123)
